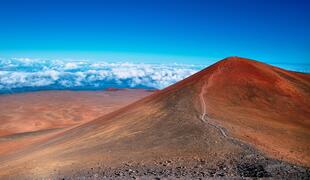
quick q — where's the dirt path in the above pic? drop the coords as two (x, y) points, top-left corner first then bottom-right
(199, 66), (228, 138)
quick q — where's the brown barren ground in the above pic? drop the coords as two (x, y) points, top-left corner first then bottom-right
(0, 57), (309, 179)
(0, 89), (153, 156)
(0, 89), (153, 137)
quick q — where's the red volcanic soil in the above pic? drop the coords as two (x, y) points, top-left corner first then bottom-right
(0, 89), (152, 137)
(105, 87), (123, 91)
(0, 89), (152, 156)
(0, 57), (309, 179)
(199, 57), (310, 165)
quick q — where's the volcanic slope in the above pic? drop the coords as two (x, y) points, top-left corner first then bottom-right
(0, 57), (309, 179)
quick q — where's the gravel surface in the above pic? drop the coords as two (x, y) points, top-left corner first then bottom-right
(52, 156), (309, 179)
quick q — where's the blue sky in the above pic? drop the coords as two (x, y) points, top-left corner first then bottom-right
(0, 0), (309, 64)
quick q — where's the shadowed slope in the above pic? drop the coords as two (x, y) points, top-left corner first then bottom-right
(0, 57), (309, 178)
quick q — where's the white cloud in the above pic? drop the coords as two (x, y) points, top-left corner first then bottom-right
(64, 62), (79, 69)
(0, 58), (203, 93)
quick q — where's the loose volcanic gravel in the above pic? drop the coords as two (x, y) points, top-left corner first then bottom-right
(51, 156), (309, 180)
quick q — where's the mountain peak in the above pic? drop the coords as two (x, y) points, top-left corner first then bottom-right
(1, 57), (309, 178)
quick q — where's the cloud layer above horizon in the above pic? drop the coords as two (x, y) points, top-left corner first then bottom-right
(0, 58), (205, 94)
(0, 58), (309, 94)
